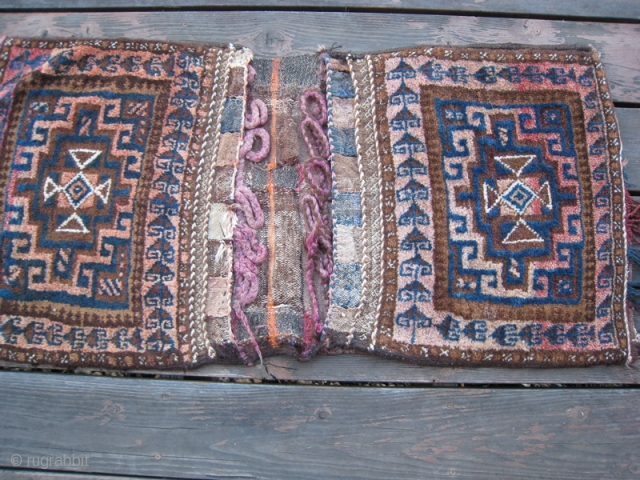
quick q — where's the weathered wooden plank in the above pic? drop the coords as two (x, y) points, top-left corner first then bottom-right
(0, 12), (638, 102)
(0, 371), (638, 479)
(1, 0), (639, 21)
(0, 470), (139, 480)
(3, 353), (640, 384)
(186, 353), (640, 384)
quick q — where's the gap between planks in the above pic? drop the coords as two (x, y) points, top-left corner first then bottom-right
(0, 0), (639, 23)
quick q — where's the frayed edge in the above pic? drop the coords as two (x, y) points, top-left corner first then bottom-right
(229, 47), (253, 68)
(625, 186), (640, 364)
(625, 189), (640, 245)
(317, 43), (343, 55)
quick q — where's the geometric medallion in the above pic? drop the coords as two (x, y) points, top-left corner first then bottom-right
(0, 38), (248, 369)
(422, 87), (595, 322)
(0, 73), (170, 315)
(329, 44), (631, 367)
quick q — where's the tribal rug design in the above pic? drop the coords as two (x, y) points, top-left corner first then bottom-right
(0, 38), (250, 368)
(0, 39), (634, 369)
(324, 45), (633, 366)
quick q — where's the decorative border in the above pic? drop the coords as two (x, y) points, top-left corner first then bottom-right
(0, 38), (243, 369)
(336, 45), (629, 366)
(182, 44), (235, 363)
(349, 55), (385, 349)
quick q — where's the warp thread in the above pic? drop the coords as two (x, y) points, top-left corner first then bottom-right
(299, 89), (333, 336)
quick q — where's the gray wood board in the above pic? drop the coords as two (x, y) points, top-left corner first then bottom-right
(2, 352), (640, 384)
(0, 371), (639, 480)
(153, 353), (640, 385)
(1, 0), (639, 21)
(0, 11), (638, 102)
(0, 471), (140, 480)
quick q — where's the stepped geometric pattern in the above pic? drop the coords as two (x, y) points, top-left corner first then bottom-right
(326, 45), (631, 366)
(1, 77), (162, 312)
(0, 40), (633, 369)
(0, 38), (246, 369)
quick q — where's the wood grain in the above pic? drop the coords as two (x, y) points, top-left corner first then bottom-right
(3, 352), (640, 384)
(0, 371), (638, 479)
(171, 353), (640, 385)
(0, 11), (638, 103)
(1, 0), (639, 22)
(0, 471), (139, 480)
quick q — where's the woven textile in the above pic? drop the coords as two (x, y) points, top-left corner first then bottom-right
(323, 45), (633, 366)
(0, 39), (635, 369)
(218, 55), (329, 363)
(0, 38), (250, 368)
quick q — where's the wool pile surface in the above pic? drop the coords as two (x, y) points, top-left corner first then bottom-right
(0, 38), (634, 369)
(0, 38), (250, 368)
(323, 45), (633, 366)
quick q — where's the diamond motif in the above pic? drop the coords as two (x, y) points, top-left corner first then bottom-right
(502, 181), (536, 214)
(63, 173), (94, 208)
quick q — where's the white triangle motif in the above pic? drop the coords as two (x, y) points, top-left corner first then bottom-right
(503, 219), (544, 244)
(536, 181), (553, 210)
(69, 148), (101, 170)
(56, 213), (90, 234)
(494, 154), (536, 177)
(483, 182), (501, 213)
(43, 177), (61, 201)
(93, 178), (112, 203)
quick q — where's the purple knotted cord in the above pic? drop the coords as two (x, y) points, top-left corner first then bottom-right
(299, 90), (333, 335)
(304, 157), (332, 204)
(232, 97), (270, 362)
(244, 98), (269, 129)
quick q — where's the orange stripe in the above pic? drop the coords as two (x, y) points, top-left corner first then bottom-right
(266, 58), (279, 346)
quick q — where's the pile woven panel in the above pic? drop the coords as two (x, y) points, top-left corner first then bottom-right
(0, 38), (636, 369)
